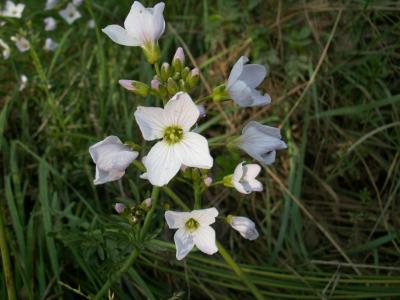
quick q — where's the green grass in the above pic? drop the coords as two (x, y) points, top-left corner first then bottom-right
(1, 0), (400, 299)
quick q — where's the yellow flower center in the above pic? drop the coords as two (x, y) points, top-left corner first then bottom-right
(164, 125), (184, 145)
(185, 218), (199, 232)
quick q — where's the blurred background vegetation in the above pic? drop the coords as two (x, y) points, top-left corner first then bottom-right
(1, 0), (400, 299)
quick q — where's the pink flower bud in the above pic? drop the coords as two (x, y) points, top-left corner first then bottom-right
(191, 68), (199, 76)
(142, 198), (152, 208)
(119, 79), (135, 91)
(151, 79), (160, 91)
(173, 47), (185, 63)
(114, 203), (126, 214)
(204, 176), (212, 186)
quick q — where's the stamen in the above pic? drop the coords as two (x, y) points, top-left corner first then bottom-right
(185, 218), (199, 232)
(164, 126), (184, 144)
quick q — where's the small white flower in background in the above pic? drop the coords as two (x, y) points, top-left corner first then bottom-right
(89, 136), (139, 185)
(238, 121), (287, 165)
(231, 162), (262, 194)
(59, 3), (81, 25)
(227, 56), (271, 107)
(45, 0), (59, 10)
(43, 38), (59, 52)
(11, 35), (30, 52)
(142, 198), (152, 208)
(114, 203), (126, 214)
(19, 74), (27, 91)
(73, 0), (84, 6)
(87, 19), (95, 29)
(134, 92), (213, 186)
(204, 176), (212, 187)
(102, 1), (165, 47)
(228, 215), (259, 240)
(0, 38), (10, 59)
(44, 17), (57, 31)
(165, 207), (219, 260)
(1, 1), (25, 18)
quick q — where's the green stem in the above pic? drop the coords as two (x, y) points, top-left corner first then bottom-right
(154, 62), (161, 79)
(192, 170), (201, 209)
(0, 204), (17, 300)
(217, 242), (265, 300)
(140, 186), (160, 240)
(162, 187), (189, 211)
(195, 95), (212, 104)
(93, 186), (160, 299)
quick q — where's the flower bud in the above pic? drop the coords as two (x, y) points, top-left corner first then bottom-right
(178, 79), (188, 92)
(119, 80), (149, 96)
(167, 78), (179, 96)
(204, 176), (212, 187)
(142, 198), (152, 208)
(151, 78), (160, 91)
(212, 84), (229, 101)
(114, 203), (126, 214)
(187, 68), (200, 88)
(142, 42), (161, 64)
(172, 47), (184, 72)
(160, 63), (170, 81)
(227, 215), (259, 240)
(181, 67), (190, 80)
(222, 174), (234, 187)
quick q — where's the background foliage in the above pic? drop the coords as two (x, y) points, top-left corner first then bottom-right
(1, 0), (400, 299)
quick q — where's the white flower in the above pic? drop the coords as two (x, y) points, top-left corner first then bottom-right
(43, 38), (59, 52)
(44, 17), (57, 31)
(19, 74), (27, 91)
(11, 35), (30, 52)
(0, 38), (10, 59)
(228, 216), (259, 240)
(89, 136), (139, 185)
(165, 208), (219, 260)
(59, 3), (81, 25)
(238, 121), (287, 165)
(232, 162), (262, 194)
(87, 19), (95, 29)
(45, 0), (59, 10)
(1, 1), (25, 18)
(134, 92), (213, 186)
(102, 1), (165, 47)
(73, 0), (83, 6)
(227, 56), (271, 107)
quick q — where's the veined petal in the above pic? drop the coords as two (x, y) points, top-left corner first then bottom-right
(240, 64), (266, 88)
(190, 207), (218, 225)
(164, 92), (199, 131)
(165, 211), (190, 229)
(227, 80), (253, 107)
(177, 132), (213, 169)
(134, 106), (167, 140)
(193, 226), (218, 255)
(174, 228), (194, 260)
(243, 164), (261, 180)
(97, 150), (138, 172)
(94, 167), (125, 185)
(243, 121), (282, 139)
(227, 56), (248, 88)
(150, 2), (166, 41)
(89, 136), (124, 163)
(102, 25), (140, 46)
(250, 90), (271, 107)
(144, 140), (182, 186)
(248, 178), (263, 192)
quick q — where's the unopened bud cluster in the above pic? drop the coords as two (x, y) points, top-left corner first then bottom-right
(114, 198), (152, 225)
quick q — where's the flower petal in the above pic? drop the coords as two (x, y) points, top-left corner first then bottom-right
(102, 25), (141, 46)
(89, 136), (123, 163)
(243, 164), (261, 180)
(144, 140), (182, 186)
(227, 56), (248, 88)
(190, 207), (218, 226)
(193, 226), (218, 255)
(94, 167), (125, 185)
(249, 90), (271, 107)
(164, 92), (199, 131)
(134, 106), (167, 141)
(240, 64), (266, 88)
(176, 132), (213, 169)
(227, 80), (253, 107)
(165, 211), (190, 229)
(174, 228), (194, 260)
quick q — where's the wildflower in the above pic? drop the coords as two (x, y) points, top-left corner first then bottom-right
(89, 136), (139, 185)
(102, 1), (165, 63)
(134, 92), (213, 186)
(118, 79), (149, 96)
(1, 1), (25, 18)
(59, 3), (81, 25)
(19, 74), (27, 91)
(44, 17), (57, 31)
(45, 0), (59, 10)
(230, 162), (262, 194)
(227, 215), (259, 240)
(227, 56), (271, 107)
(237, 121), (287, 165)
(114, 203), (126, 214)
(165, 207), (218, 260)
(172, 47), (184, 71)
(11, 35), (30, 52)
(43, 38), (59, 52)
(0, 38), (10, 59)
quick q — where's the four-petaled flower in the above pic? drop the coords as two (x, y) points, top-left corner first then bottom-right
(227, 56), (271, 107)
(59, 3), (81, 25)
(134, 92), (213, 186)
(11, 35), (30, 52)
(1, 1), (25, 18)
(102, 1), (165, 48)
(232, 162), (263, 194)
(238, 121), (287, 165)
(228, 216), (259, 240)
(44, 17), (57, 31)
(165, 208), (219, 260)
(89, 136), (138, 185)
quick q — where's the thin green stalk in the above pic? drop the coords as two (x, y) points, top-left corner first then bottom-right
(154, 62), (161, 78)
(217, 242), (265, 300)
(140, 186), (160, 240)
(0, 203), (17, 300)
(195, 95), (212, 104)
(193, 170), (201, 209)
(162, 187), (189, 210)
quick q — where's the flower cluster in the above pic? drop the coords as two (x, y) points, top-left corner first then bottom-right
(89, 1), (287, 261)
